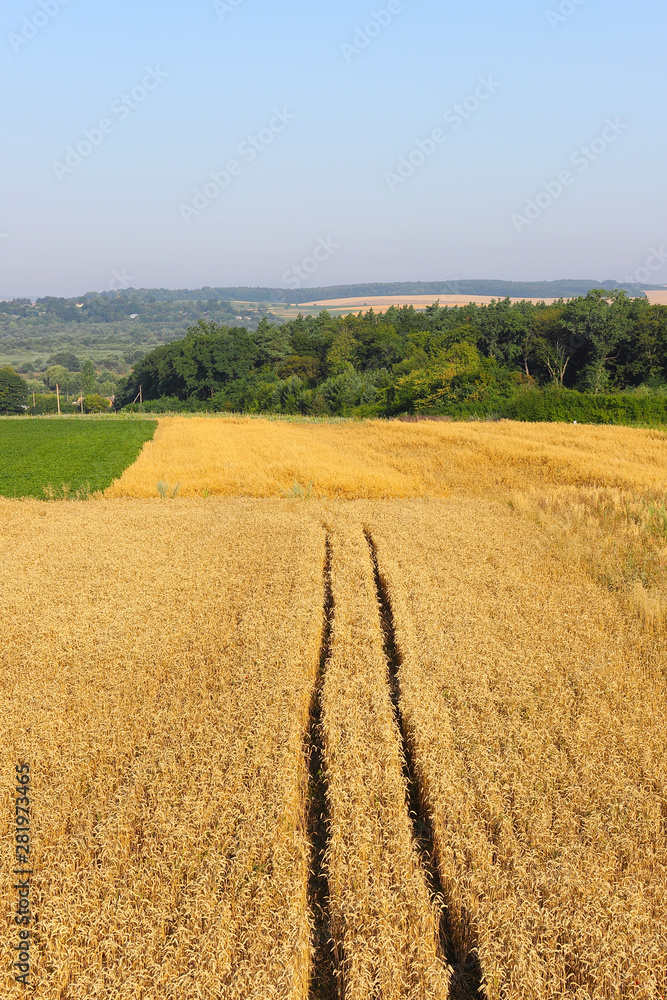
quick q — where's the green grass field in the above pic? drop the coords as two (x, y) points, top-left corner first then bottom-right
(0, 418), (157, 498)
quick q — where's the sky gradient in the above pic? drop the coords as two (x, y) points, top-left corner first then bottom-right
(1, 0), (665, 297)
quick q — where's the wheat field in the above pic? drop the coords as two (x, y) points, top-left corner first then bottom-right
(2, 417), (666, 998)
(0, 500), (325, 999)
(364, 498), (667, 998)
(105, 416), (667, 498)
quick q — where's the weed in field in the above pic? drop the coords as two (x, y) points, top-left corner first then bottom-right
(42, 481), (93, 501)
(281, 479), (313, 499)
(157, 480), (180, 498)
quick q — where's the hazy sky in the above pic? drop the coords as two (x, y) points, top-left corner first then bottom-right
(1, 0), (665, 297)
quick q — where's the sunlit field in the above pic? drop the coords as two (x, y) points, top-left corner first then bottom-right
(2, 417), (666, 998)
(105, 415), (667, 497)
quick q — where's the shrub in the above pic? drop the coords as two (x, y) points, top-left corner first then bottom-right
(503, 388), (667, 425)
(83, 394), (112, 413)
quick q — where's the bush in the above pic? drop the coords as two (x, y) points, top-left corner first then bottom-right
(83, 394), (112, 413)
(122, 396), (200, 414)
(385, 347), (527, 416)
(503, 389), (667, 425)
(27, 393), (77, 416)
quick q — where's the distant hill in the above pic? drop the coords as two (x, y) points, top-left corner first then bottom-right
(95, 279), (654, 304)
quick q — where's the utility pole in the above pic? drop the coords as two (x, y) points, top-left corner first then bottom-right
(80, 393), (84, 415)
(139, 385), (143, 405)
(56, 384), (61, 416)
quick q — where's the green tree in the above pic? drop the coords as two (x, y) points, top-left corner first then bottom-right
(277, 356), (321, 382)
(46, 351), (81, 371)
(83, 393), (110, 413)
(326, 329), (357, 375)
(80, 359), (97, 395)
(0, 367), (29, 414)
(562, 290), (632, 393)
(45, 365), (73, 392)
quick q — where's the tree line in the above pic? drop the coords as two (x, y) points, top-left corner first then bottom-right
(113, 292), (667, 421)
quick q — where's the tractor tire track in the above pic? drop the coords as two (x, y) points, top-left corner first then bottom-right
(306, 536), (339, 1000)
(364, 531), (483, 1000)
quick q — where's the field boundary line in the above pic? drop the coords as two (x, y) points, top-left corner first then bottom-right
(364, 530), (483, 1000)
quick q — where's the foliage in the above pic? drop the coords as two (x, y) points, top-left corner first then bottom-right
(0, 419), (157, 498)
(0, 366), (28, 414)
(83, 393), (112, 413)
(502, 387), (667, 424)
(109, 292), (667, 424)
(47, 351), (82, 371)
(80, 359), (97, 396)
(27, 393), (78, 416)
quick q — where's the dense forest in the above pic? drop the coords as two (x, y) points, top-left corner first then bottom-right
(114, 291), (667, 423)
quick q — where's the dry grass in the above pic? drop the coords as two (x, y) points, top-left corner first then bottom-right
(510, 485), (667, 626)
(105, 416), (667, 499)
(321, 511), (449, 999)
(363, 498), (667, 999)
(0, 499), (325, 999)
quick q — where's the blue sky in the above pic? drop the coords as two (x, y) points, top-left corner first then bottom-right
(1, 0), (665, 297)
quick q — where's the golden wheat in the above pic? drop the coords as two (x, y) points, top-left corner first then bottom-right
(363, 497), (667, 999)
(105, 416), (667, 499)
(3, 414), (667, 998)
(0, 498), (325, 999)
(321, 509), (449, 999)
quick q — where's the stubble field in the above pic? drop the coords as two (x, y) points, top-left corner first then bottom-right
(1, 416), (666, 998)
